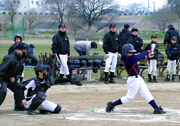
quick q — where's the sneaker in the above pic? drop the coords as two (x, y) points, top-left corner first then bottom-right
(109, 80), (116, 83)
(27, 109), (35, 115)
(148, 79), (153, 82)
(104, 80), (109, 84)
(153, 106), (166, 114)
(106, 102), (114, 113)
(14, 106), (27, 111)
(164, 78), (170, 81)
(172, 75), (175, 82)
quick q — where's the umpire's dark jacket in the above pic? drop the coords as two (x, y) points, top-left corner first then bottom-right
(8, 43), (17, 54)
(103, 31), (120, 54)
(145, 42), (158, 60)
(0, 51), (24, 83)
(51, 31), (70, 55)
(164, 28), (180, 45)
(165, 43), (180, 60)
(128, 35), (143, 53)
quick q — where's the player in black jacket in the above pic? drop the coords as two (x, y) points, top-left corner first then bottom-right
(103, 24), (120, 84)
(165, 36), (180, 81)
(0, 42), (28, 111)
(145, 35), (159, 82)
(164, 24), (180, 46)
(51, 23), (71, 79)
(128, 28), (143, 53)
(119, 24), (131, 54)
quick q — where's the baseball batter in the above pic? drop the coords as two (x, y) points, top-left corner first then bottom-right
(105, 44), (166, 114)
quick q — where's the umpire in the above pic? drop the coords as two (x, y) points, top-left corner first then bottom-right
(164, 24), (180, 46)
(103, 24), (120, 84)
(0, 42), (28, 111)
(119, 24), (131, 54)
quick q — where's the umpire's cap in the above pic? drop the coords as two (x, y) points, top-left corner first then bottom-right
(171, 36), (178, 41)
(15, 42), (29, 50)
(124, 24), (129, 29)
(151, 35), (157, 39)
(14, 34), (22, 42)
(58, 23), (66, 28)
(109, 24), (116, 28)
(131, 27), (138, 32)
(122, 44), (136, 56)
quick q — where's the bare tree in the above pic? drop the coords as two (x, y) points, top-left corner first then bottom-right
(125, 2), (145, 14)
(70, 0), (120, 32)
(42, 0), (71, 23)
(4, 0), (20, 22)
(150, 6), (172, 31)
(168, 0), (180, 19)
(22, 9), (43, 30)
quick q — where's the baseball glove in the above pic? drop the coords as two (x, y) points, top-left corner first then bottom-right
(71, 74), (83, 86)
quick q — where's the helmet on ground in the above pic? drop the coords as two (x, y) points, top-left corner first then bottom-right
(122, 44), (136, 56)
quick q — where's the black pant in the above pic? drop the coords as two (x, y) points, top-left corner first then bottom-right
(0, 81), (23, 108)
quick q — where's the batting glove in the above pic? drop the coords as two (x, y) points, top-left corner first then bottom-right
(53, 53), (57, 59)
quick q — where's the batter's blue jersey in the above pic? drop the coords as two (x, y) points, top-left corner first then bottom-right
(121, 51), (149, 76)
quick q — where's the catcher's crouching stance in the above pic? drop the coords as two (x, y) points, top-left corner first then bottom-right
(105, 44), (166, 114)
(21, 64), (82, 115)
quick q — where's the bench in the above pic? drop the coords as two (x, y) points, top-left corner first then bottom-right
(53, 55), (105, 81)
(87, 38), (100, 42)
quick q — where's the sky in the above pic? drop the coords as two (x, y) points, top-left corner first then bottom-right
(115, 0), (168, 11)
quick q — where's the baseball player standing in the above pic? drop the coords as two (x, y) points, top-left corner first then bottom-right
(119, 24), (131, 54)
(164, 24), (180, 46)
(128, 28), (143, 53)
(105, 44), (166, 114)
(145, 35), (159, 82)
(165, 36), (180, 82)
(51, 23), (71, 79)
(103, 24), (120, 84)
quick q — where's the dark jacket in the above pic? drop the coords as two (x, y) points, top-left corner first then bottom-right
(103, 31), (120, 54)
(164, 28), (180, 45)
(8, 43), (17, 54)
(51, 31), (70, 55)
(0, 51), (24, 83)
(165, 43), (180, 60)
(145, 41), (158, 60)
(128, 35), (143, 53)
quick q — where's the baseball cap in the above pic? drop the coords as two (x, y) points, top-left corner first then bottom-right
(131, 27), (138, 32)
(151, 35), (157, 39)
(171, 36), (178, 41)
(124, 24), (129, 29)
(109, 24), (116, 28)
(58, 23), (66, 28)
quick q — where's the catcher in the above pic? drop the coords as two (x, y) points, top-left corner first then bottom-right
(21, 64), (82, 115)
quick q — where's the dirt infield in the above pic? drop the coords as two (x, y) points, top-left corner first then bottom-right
(0, 79), (180, 126)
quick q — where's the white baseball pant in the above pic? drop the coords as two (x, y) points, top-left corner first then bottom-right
(104, 52), (117, 73)
(121, 75), (154, 104)
(178, 59), (180, 75)
(57, 54), (69, 75)
(27, 94), (57, 112)
(166, 59), (176, 75)
(147, 59), (157, 76)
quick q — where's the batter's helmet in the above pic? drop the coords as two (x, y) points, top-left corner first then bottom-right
(14, 34), (22, 42)
(122, 44), (136, 56)
(34, 64), (47, 75)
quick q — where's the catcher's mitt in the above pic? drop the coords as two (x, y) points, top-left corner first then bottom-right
(71, 74), (83, 86)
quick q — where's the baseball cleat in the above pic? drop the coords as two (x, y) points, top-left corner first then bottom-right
(109, 80), (116, 83)
(104, 80), (109, 84)
(153, 106), (166, 114)
(106, 101), (114, 113)
(27, 109), (35, 115)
